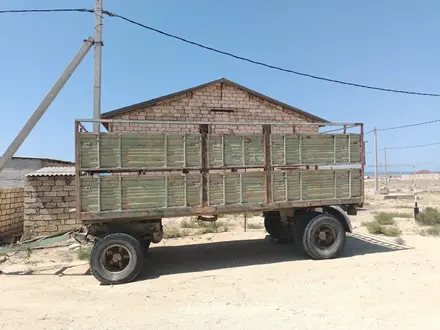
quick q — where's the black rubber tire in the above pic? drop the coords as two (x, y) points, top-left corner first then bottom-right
(90, 233), (144, 285)
(293, 212), (322, 255)
(302, 213), (346, 260)
(264, 212), (294, 241)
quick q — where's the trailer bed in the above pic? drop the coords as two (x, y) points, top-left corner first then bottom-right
(75, 120), (364, 223)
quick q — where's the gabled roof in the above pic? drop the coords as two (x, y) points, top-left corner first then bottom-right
(101, 78), (328, 123)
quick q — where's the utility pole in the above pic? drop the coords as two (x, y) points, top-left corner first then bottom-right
(374, 128), (379, 192)
(93, 0), (103, 133)
(0, 38), (93, 172)
(384, 147), (388, 188)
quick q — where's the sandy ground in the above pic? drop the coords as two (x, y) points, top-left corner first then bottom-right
(1, 187), (440, 329)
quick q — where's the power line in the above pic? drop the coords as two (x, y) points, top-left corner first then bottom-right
(0, 8), (94, 14)
(362, 118), (440, 136)
(387, 142), (440, 150)
(376, 118), (440, 132)
(2, 7), (440, 97)
(366, 141), (440, 155)
(109, 13), (440, 97)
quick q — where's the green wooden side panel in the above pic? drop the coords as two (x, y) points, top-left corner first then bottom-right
(271, 169), (362, 203)
(207, 172), (266, 205)
(80, 169), (362, 215)
(79, 133), (201, 169)
(271, 134), (362, 165)
(79, 132), (361, 170)
(80, 174), (202, 212)
(208, 135), (264, 167)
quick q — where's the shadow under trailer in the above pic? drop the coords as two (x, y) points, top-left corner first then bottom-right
(75, 120), (365, 284)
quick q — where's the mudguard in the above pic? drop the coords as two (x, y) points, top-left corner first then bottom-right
(325, 205), (353, 233)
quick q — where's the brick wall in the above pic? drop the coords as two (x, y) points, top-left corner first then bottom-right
(108, 82), (320, 135)
(23, 176), (79, 238)
(0, 187), (24, 240)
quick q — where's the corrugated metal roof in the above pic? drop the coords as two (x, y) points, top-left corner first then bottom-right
(26, 167), (75, 177)
(12, 156), (74, 165)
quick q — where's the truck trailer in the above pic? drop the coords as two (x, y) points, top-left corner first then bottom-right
(75, 119), (364, 284)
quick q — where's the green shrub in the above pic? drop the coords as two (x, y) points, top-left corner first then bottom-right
(196, 221), (229, 234)
(77, 247), (91, 261)
(381, 226), (402, 237)
(364, 220), (402, 237)
(389, 212), (412, 219)
(374, 212), (395, 225)
(164, 227), (189, 238)
(420, 225), (440, 237)
(365, 221), (383, 234)
(416, 207), (440, 226)
(180, 219), (200, 228)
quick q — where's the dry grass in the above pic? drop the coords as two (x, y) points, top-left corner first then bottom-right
(420, 225), (440, 237)
(196, 221), (229, 234)
(164, 227), (190, 239)
(179, 218), (231, 235)
(416, 207), (440, 226)
(362, 217), (402, 237)
(374, 212), (396, 225)
(77, 247), (91, 261)
(389, 212), (413, 219)
(394, 237), (406, 245)
(381, 226), (402, 237)
(246, 223), (264, 230)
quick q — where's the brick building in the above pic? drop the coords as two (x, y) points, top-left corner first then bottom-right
(101, 78), (327, 133)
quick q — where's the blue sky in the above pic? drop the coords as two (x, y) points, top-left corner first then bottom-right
(1, 0), (440, 171)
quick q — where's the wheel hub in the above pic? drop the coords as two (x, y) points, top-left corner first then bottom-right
(314, 225), (336, 249)
(101, 245), (132, 272)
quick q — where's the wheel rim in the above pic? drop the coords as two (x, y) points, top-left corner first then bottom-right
(100, 244), (133, 273)
(313, 225), (337, 249)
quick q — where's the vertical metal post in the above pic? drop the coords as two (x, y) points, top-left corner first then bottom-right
(360, 124), (365, 204)
(93, 0), (103, 133)
(384, 147), (388, 188)
(373, 128), (379, 192)
(75, 121), (81, 223)
(200, 124), (209, 206)
(263, 125), (272, 203)
(0, 38), (93, 172)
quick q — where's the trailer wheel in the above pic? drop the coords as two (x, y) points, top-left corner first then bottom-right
(297, 213), (346, 260)
(90, 233), (144, 285)
(264, 212), (294, 241)
(293, 211), (321, 255)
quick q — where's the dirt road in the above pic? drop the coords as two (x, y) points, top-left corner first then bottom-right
(1, 228), (440, 330)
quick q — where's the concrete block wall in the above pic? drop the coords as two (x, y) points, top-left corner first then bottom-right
(23, 176), (80, 238)
(0, 158), (74, 188)
(0, 187), (24, 239)
(108, 82), (320, 135)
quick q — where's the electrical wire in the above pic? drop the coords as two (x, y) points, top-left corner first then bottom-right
(365, 141), (440, 155)
(1, 7), (440, 97)
(0, 8), (94, 14)
(387, 142), (440, 150)
(109, 12), (440, 97)
(362, 119), (440, 136)
(376, 119), (440, 132)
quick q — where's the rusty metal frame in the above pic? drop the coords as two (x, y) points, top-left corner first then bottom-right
(75, 119), (365, 224)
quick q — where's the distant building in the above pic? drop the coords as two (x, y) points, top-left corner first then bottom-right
(415, 170), (433, 175)
(0, 157), (74, 188)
